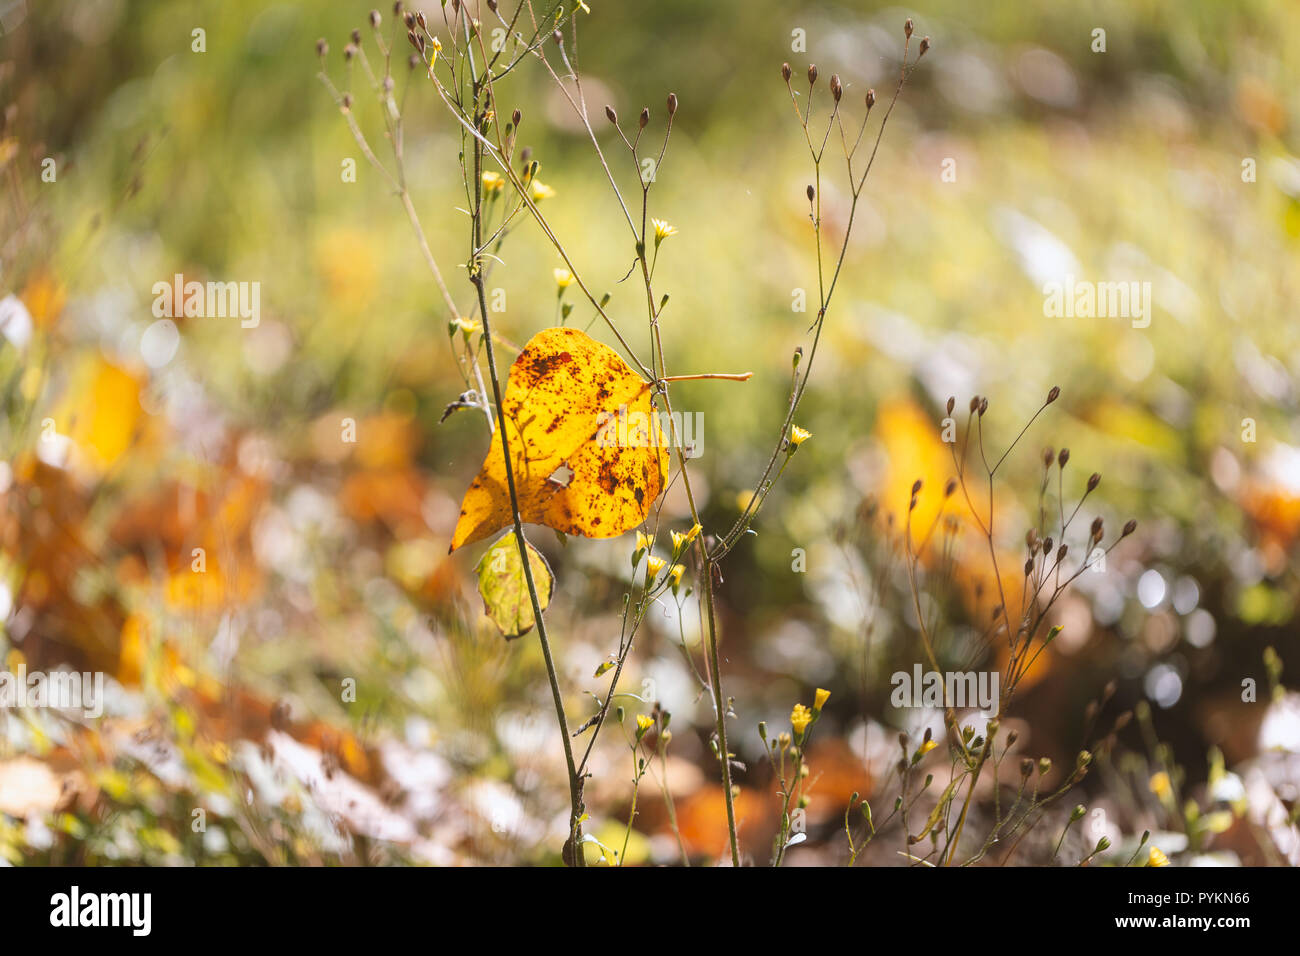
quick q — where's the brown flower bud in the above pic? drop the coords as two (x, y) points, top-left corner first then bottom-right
(316, 37), (328, 57)
(969, 396), (980, 413)
(911, 479), (923, 496)
(1043, 536), (1053, 554)
(919, 36), (931, 57)
(905, 18), (914, 37)
(830, 73), (842, 101)
(807, 63), (818, 86)
(341, 92), (353, 110)
(806, 184), (815, 202)
(1047, 385), (1060, 404)
(351, 28), (362, 43)
(667, 92), (678, 115)
(944, 478), (957, 497)
(1087, 472), (1101, 492)
(639, 107), (649, 128)
(370, 10), (381, 27)
(1090, 516), (1103, 539)
(605, 105), (617, 125)
(866, 88), (876, 108)
(403, 11), (415, 28)
(946, 396), (955, 415)
(978, 397), (989, 416)
(344, 43), (356, 60)
(1057, 544), (1068, 562)
(1122, 519), (1137, 537)
(1058, 448), (1070, 468)
(511, 108), (522, 127)
(782, 62), (792, 82)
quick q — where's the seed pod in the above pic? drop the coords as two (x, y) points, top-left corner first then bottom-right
(351, 28), (362, 43)
(667, 92), (678, 115)
(1122, 519), (1137, 537)
(605, 104), (617, 125)
(919, 36), (931, 57)
(1058, 448), (1070, 468)
(1047, 385), (1060, 404)
(369, 10), (381, 27)
(866, 88), (876, 108)
(1087, 472), (1101, 492)
(1090, 516), (1103, 539)
(911, 479), (923, 496)
(316, 37), (328, 56)
(905, 18), (914, 37)
(639, 107), (649, 128)
(807, 63), (818, 85)
(806, 184), (815, 202)
(782, 62), (792, 82)
(946, 396), (955, 414)
(511, 108), (522, 127)
(830, 73), (842, 102)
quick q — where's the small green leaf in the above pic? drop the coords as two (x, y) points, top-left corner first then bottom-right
(475, 530), (554, 639)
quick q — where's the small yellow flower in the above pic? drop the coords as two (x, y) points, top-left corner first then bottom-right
(684, 522), (702, 542)
(671, 530), (687, 552)
(790, 425), (811, 447)
(669, 563), (685, 590)
(481, 171), (505, 193)
(918, 738), (938, 757)
(813, 688), (831, 711)
(652, 218), (677, 244)
(530, 179), (556, 202)
(790, 703), (813, 736)
(1149, 771), (1171, 799)
(553, 268), (575, 290)
(646, 555), (667, 578)
(636, 714), (654, 733)
(451, 317), (482, 336)
(635, 531), (652, 553)
(1147, 846), (1170, 867)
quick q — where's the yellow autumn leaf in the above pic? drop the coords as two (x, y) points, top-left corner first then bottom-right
(450, 327), (669, 551)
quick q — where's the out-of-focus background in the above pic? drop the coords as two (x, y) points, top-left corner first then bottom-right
(1, 0), (1297, 865)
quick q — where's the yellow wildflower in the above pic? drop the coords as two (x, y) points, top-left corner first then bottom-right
(530, 179), (556, 201)
(646, 555), (666, 578)
(1149, 771), (1171, 799)
(790, 425), (811, 447)
(684, 522), (702, 542)
(790, 703), (813, 736)
(636, 714), (654, 733)
(635, 531), (652, 553)
(669, 563), (685, 590)
(482, 171), (505, 193)
(813, 688), (831, 711)
(1147, 846), (1170, 867)
(553, 268), (575, 289)
(652, 218), (677, 244)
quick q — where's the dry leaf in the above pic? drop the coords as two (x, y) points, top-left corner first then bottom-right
(450, 327), (668, 551)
